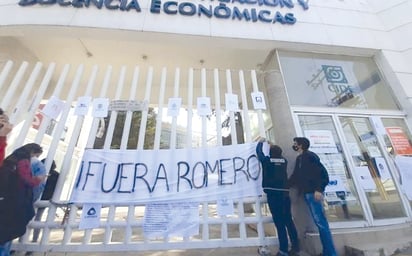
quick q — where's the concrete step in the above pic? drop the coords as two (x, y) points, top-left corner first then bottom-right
(345, 238), (412, 256)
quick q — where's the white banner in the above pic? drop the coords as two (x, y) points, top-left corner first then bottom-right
(70, 143), (263, 203)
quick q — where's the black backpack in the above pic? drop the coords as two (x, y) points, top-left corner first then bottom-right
(0, 162), (23, 244)
(319, 161), (330, 190)
(0, 163), (19, 210)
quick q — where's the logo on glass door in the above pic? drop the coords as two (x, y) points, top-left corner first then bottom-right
(322, 65), (348, 84)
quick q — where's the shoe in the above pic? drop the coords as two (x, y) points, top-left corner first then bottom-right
(289, 248), (300, 256)
(258, 246), (271, 256)
(275, 251), (288, 256)
(25, 252), (34, 256)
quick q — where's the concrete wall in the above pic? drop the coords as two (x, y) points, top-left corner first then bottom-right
(372, 0), (412, 125)
(0, 0), (398, 51)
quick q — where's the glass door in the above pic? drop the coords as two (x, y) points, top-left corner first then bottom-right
(338, 116), (407, 221)
(296, 114), (366, 225)
(380, 117), (412, 213)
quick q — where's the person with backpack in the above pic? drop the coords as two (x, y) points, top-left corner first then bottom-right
(256, 138), (300, 256)
(0, 143), (46, 256)
(288, 137), (337, 256)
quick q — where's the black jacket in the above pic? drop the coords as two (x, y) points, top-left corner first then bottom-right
(256, 142), (288, 193)
(288, 150), (329, 194)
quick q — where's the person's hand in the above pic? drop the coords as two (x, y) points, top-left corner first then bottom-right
(37, 175), (47, 183)
(0, 114), (13, 136)
(314, 191), (323, 201)
(0, 114), (8, 128)
(258, 137), (266, 143)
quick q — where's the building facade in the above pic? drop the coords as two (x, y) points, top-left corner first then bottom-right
(1, 0), (412, 254)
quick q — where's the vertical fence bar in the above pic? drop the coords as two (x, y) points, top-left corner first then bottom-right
(31, 63), (57, 144)
(201, 68), (207, 147)
(85, 65), (113, 149)
(104, 205), (116, 244)
(170, 68), (180, 149)
(185, 68), (194, 148)
(250, 69), (266, 244)
(238, 70), (252, 142)
(1, 61), (28, 110)
(104, 66), (127, 149)
(73, 64), (99, 151)
(214, 69), (222, 146)
(137, 67), (153, 150)
(9, 62), (42, 125)
(120, 66), (140, 149)
(251, 70), (265, 137)
(226, 69), (238, 145)
(153, 67), (167, 150)
(0, 60), (13, 96)
(238, 200), (247, 240)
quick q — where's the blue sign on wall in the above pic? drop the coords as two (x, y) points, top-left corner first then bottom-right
(18, 0), (309, 25)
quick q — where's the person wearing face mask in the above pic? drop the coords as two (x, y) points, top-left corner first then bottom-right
(0, 143), (46, 256)
(288, 137), (336, 256)
(256, 138), (300, 256)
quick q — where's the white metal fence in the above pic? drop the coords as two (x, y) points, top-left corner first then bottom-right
(0, 60), (276, 253)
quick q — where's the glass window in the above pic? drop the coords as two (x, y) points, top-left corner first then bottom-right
(339, 116), (406, 219)
(279, 51), (399, 110)
(298, 115), (365, 222)
(381, 118), (412, 208)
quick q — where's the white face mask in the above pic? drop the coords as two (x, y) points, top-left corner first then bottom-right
(31, 156), (39, 163)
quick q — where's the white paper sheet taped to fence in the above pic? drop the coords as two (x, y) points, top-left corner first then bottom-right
(143, 202), (200, 238)
(70, 142), (263, 203)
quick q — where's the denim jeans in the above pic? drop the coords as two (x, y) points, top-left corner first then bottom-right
(0, 241), (12, 256)
(304, 193), (337, 256)
(266, 191), (300, 254)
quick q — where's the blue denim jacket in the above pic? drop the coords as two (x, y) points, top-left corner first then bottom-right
(31, 158), (46, 202)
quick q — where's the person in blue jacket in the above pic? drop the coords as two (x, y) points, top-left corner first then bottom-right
(256, 138), (300, 256)
(31, 156), (46, 203)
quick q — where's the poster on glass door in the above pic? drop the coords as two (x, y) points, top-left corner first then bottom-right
(304, 130), (338, 154)
(394, 155), (412, 200)
(320, 154), (356, 203)
(355, 166), (376, 191)
(385, 127), (412, 155)
(304, 130), (358, 203)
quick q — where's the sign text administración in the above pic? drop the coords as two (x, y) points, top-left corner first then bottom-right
(18, 0), (309, 25)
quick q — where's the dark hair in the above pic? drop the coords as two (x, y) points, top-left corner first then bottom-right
(2, 143), (42, 168)
(22, 143), (43, 155)
(293, 137), (310, 150)
(269, 145), (283, 158)
(0, 108), (3, 115)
